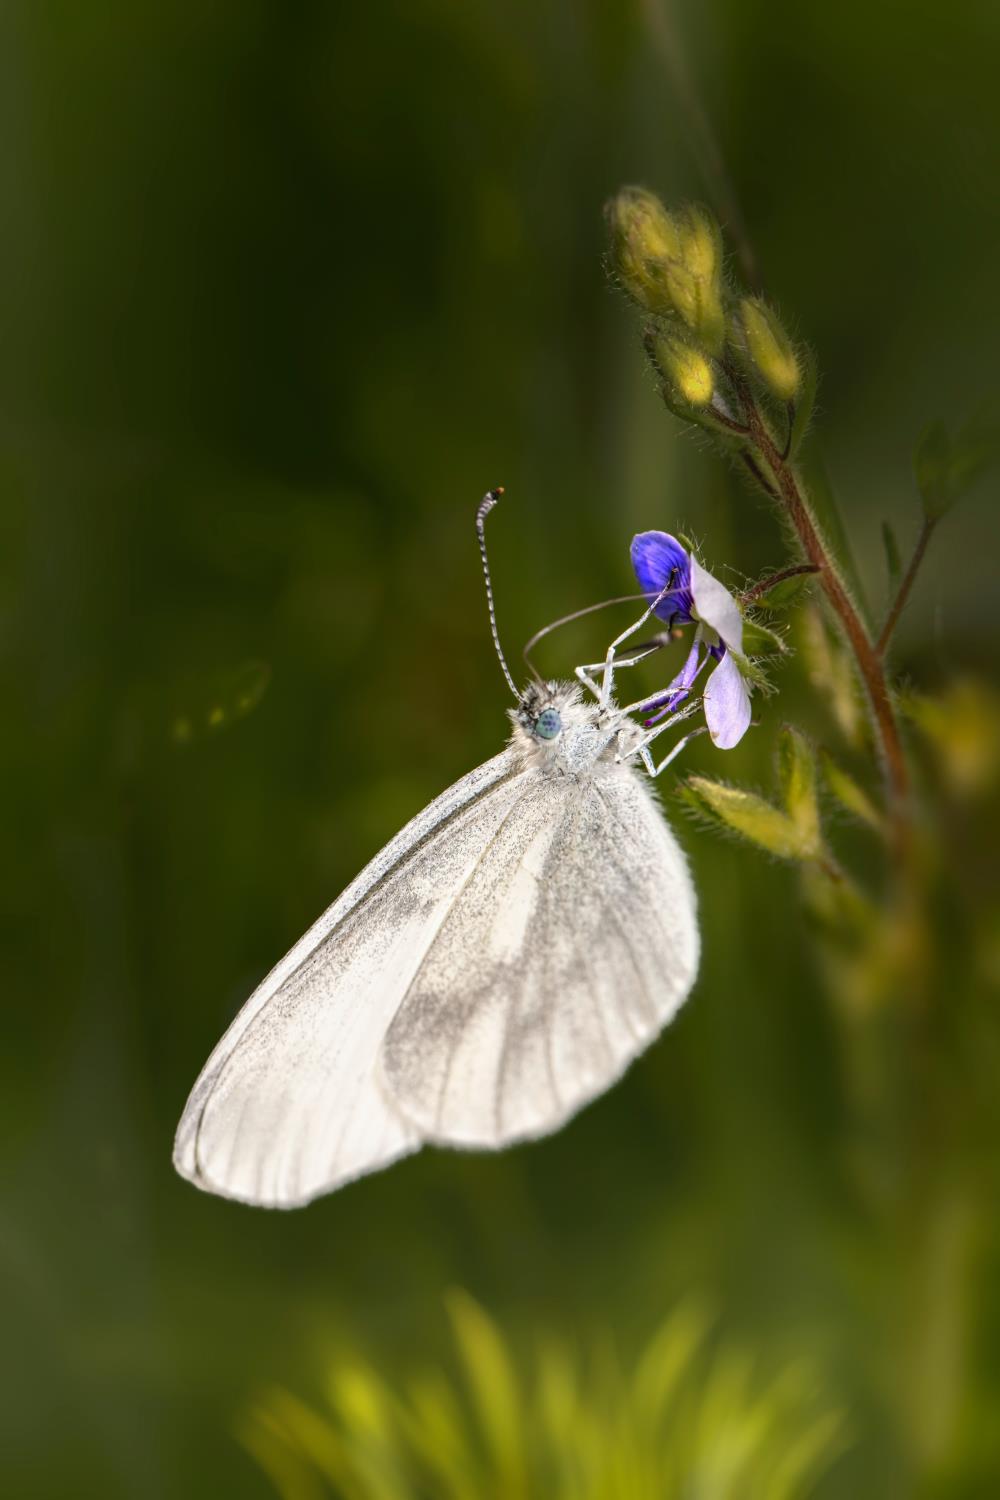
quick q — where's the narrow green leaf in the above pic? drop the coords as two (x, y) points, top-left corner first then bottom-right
(685, 776), (817, 860)
(880, 520), (901, 598)
(445, 1290), (524, 1493)
(914, 420), (953, 520)
(776, 727), (822, 853)
(820, 750), (883, 830)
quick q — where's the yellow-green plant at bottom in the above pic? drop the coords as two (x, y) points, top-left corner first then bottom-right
(239, 1294), (848, 1500)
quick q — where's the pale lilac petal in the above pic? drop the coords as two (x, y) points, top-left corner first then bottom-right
(689, 554), (744, 653)
(703, 650), (752, 748)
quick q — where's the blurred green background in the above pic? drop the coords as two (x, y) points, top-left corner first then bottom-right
(2, 1), (998, 1495)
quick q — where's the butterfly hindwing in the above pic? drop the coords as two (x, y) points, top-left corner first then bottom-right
(379, 766), (699, 1147)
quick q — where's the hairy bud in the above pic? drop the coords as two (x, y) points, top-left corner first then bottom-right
(740, 297), (800, 402)
(607, 189), (725, 352)
(646, 324), (714, 407)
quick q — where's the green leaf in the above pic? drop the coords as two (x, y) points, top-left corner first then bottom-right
(914, 419), (954, 520)
(446, 1290), (524, 1492)
(820, 749), (883, 831)
(776, 727), (822, 853)
(880, 520), (901, 597)
(752, 570), (817, 610)
(684, 776), (819, 861)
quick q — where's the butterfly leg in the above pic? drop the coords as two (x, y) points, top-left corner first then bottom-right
(575, 638), (667, 705)
(574, 590), (673, 710)
(645, 727), (707, 777)
(574, 664), (604, 702)
(598, 591), (674, 710)
(622, 710), (707, 777)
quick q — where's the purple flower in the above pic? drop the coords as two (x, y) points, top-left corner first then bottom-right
(631, 531), (752, 749)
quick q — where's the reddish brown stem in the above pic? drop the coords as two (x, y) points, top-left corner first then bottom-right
(741, 563), (819, 605)
(742, 401), (911, 840)
(876, 516), (936, 658)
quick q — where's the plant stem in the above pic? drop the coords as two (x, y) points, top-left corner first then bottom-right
(741, 563), (819, 605)
(742, 401), (911, 834)
(876, 516), (937, 658)
(740, 451), (779, 500)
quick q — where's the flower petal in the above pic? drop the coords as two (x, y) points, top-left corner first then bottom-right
(689, 554), (744, 652)
(703, 650), (752, 748)
(642, 636), (705, 725)
(630, 532), (694, 623)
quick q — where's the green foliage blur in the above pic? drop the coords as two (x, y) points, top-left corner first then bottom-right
(2, 2), (998, 1496)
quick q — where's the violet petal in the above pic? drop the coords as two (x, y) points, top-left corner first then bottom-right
(631, 531), (694, 624)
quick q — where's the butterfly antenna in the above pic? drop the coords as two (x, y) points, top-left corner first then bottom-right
(476, 488), (520, 700)
(522, 592), (664, 672)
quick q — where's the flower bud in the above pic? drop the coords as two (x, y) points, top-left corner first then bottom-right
(606, 191), (725, 351)
(777, 726), (821, 852)
(740, 297), (800, 402)
(606, 187), (682, 317)
(646, 324), (714, 407)
(683, 777), (820, 861)
(672, 205), (725, 353)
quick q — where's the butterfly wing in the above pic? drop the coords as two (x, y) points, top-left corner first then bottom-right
(173, 748), (529, 1207)
(380, 766), (698, 1147)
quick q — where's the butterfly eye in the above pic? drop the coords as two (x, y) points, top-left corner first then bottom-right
(534, 707), (562, 741)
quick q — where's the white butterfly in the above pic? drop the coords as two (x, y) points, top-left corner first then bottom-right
(173, 492), (700, 1207)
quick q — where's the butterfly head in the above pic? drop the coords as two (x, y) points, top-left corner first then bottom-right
(515, 680), (565, 743)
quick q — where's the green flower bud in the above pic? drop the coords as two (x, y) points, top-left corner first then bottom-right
(683, 777), (819, 861)
(740, 297), (800, 402)
(777, 726), (821, 853)
(606, 187), (682, 317)
(646, 324), (714, 407)
(606, 190), (725, 352)
(672, 205), (725, 353)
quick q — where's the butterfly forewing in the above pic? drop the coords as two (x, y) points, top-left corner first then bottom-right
(173, 748), (528, 1206)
